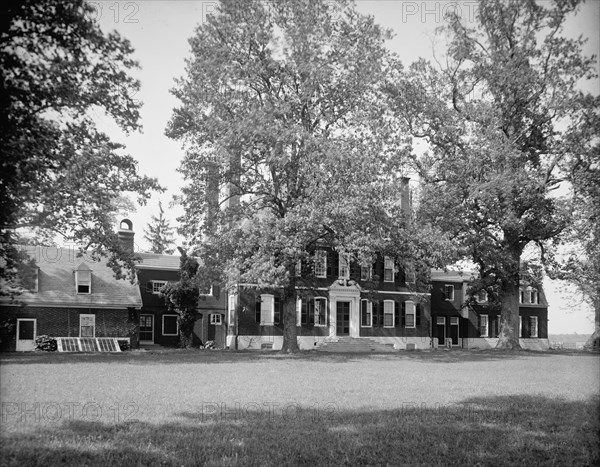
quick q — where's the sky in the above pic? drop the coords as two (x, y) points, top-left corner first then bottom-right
(93, 0), (599, 334)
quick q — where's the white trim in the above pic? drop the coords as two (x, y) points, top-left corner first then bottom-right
(79, 314), (96, 338)
(139, 313), (154, 343)
(383, 300), (395, 328)
(151, 280), (168, 294)
(210, 313), (223, 325)
(75, 270), (91, 294)
(162, 314), (179, 336)
(199, 285), (213, 297)
(16, 318), (37, 351)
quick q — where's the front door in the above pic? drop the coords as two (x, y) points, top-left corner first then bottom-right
(139, 314), (154, 343)
(336, 302), (350, 336)
(16, 319), (36, 351)
(436, 316), (446, 346)
(449, 317), (460, 346)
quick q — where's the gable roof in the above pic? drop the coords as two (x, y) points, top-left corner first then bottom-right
(2, 245), (142, 309)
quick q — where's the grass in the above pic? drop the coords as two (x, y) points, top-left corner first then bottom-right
(1, 350), (599, 466)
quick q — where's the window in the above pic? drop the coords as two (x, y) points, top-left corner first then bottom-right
(79, 314), (95, 337)
(383, 300), (395, 327)
(258, 294), (274, 325)
(314, 250), (327, 278)
(274, 296), (281, 324)
(384, 256), (394, 282)
(444, 285), (454, 301)
(210, 314), (222, 325)
(151, 280), (167, 294)
(519, 290), (524, 303)
(162, 315), (179, 336)
(405, 266), (416, 284)
(338, 255), (350, 280)
(479, 314), (489, 337)
(404, 301), (416, 328)
(360, 299), (372, 327)
(477, 290), (488, 303)
(360, 263), (371, 281)
(300, 298), (327, 326)
(491, 316), (499, 338)
(530, 290), (538, 305)
(75, 265), (91, 294)
(199, 285), (213, 296)
(529, 316), (538, 338)
(295, 259), (302, 277)
(314, 298), (327, 326)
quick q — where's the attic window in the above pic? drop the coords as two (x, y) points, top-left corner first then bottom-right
(75, 264), (92, 294)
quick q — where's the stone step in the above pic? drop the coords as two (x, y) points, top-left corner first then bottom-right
(317, 337), (396, 353)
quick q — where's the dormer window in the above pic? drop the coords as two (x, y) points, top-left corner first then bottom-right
(75, 263), (92, 294)
(314, 250), (327, 278)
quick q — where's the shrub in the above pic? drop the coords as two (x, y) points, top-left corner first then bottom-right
(117, 339), (130, 351)
(35, 335), (57, 352)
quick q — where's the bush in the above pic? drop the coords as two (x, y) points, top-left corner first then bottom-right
(117, 339), (130, 351)
(35, 335), (57, 352)
(204, 340), (215, 349)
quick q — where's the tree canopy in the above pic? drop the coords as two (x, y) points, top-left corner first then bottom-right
(0, 0), (161, 290)
(167, 0), (452, 351)
(386, 0), (599, 348)
(143, 201), (176, 254)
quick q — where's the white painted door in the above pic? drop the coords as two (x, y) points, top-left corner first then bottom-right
(16, 319), (36, 351)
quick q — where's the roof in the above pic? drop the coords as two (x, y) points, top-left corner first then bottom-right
(2, 245), (142, 309)
(136, 252), (181, 270)
(430, 269), (478, 283)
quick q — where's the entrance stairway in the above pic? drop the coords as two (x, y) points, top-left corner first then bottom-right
(316, 337), (396, 353)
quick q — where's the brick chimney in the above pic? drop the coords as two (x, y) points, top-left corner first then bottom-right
(117, 219), (135, 253)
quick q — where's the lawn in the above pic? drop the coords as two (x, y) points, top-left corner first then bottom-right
(1, 350), (599, 466)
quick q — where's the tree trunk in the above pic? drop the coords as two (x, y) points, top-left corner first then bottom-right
(281, 275), (299, 353)
(496, 245), (522, 350)
(584, 298), (600, 351)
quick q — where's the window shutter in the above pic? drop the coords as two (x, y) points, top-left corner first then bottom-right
(308, 299), (315, 326)
(401, 302), (406, 326)
(255, 297), (262, 324)
(146, 281), (153, 293)
(416, 304), (421, 326)
(296, 298), (302, 326)
(301, 299), (308, 325)
(394, 302), (400, 327)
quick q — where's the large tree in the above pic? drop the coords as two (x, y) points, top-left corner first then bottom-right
(167, 0), (450, 352)
(386, 0), (598, 348)
(143, 201), (176, 254)
(0, 0), (161, 289)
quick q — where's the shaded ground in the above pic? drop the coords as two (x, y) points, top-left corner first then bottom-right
(1, 351), (598, 466)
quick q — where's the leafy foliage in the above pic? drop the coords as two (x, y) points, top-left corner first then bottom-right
(160, 248), (199, 348)
(167, 0), (452, 352)
(143, 201), (176, 254)
(0, 0), (161, 286)
(386, 0), (598, 348)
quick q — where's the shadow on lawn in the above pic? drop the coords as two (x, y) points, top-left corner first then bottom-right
(0, 348), (577, 365)
(1, 395), (598, 466)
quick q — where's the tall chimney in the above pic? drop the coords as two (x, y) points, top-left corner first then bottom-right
(118, 219), (135, 253)
(400, 177), (411, 214)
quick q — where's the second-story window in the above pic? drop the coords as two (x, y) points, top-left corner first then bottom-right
(338, 255), (349, 280)
(314, 250), (327, 278)
(444, 285), (454, 301)
(384, 256), (394, 282)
